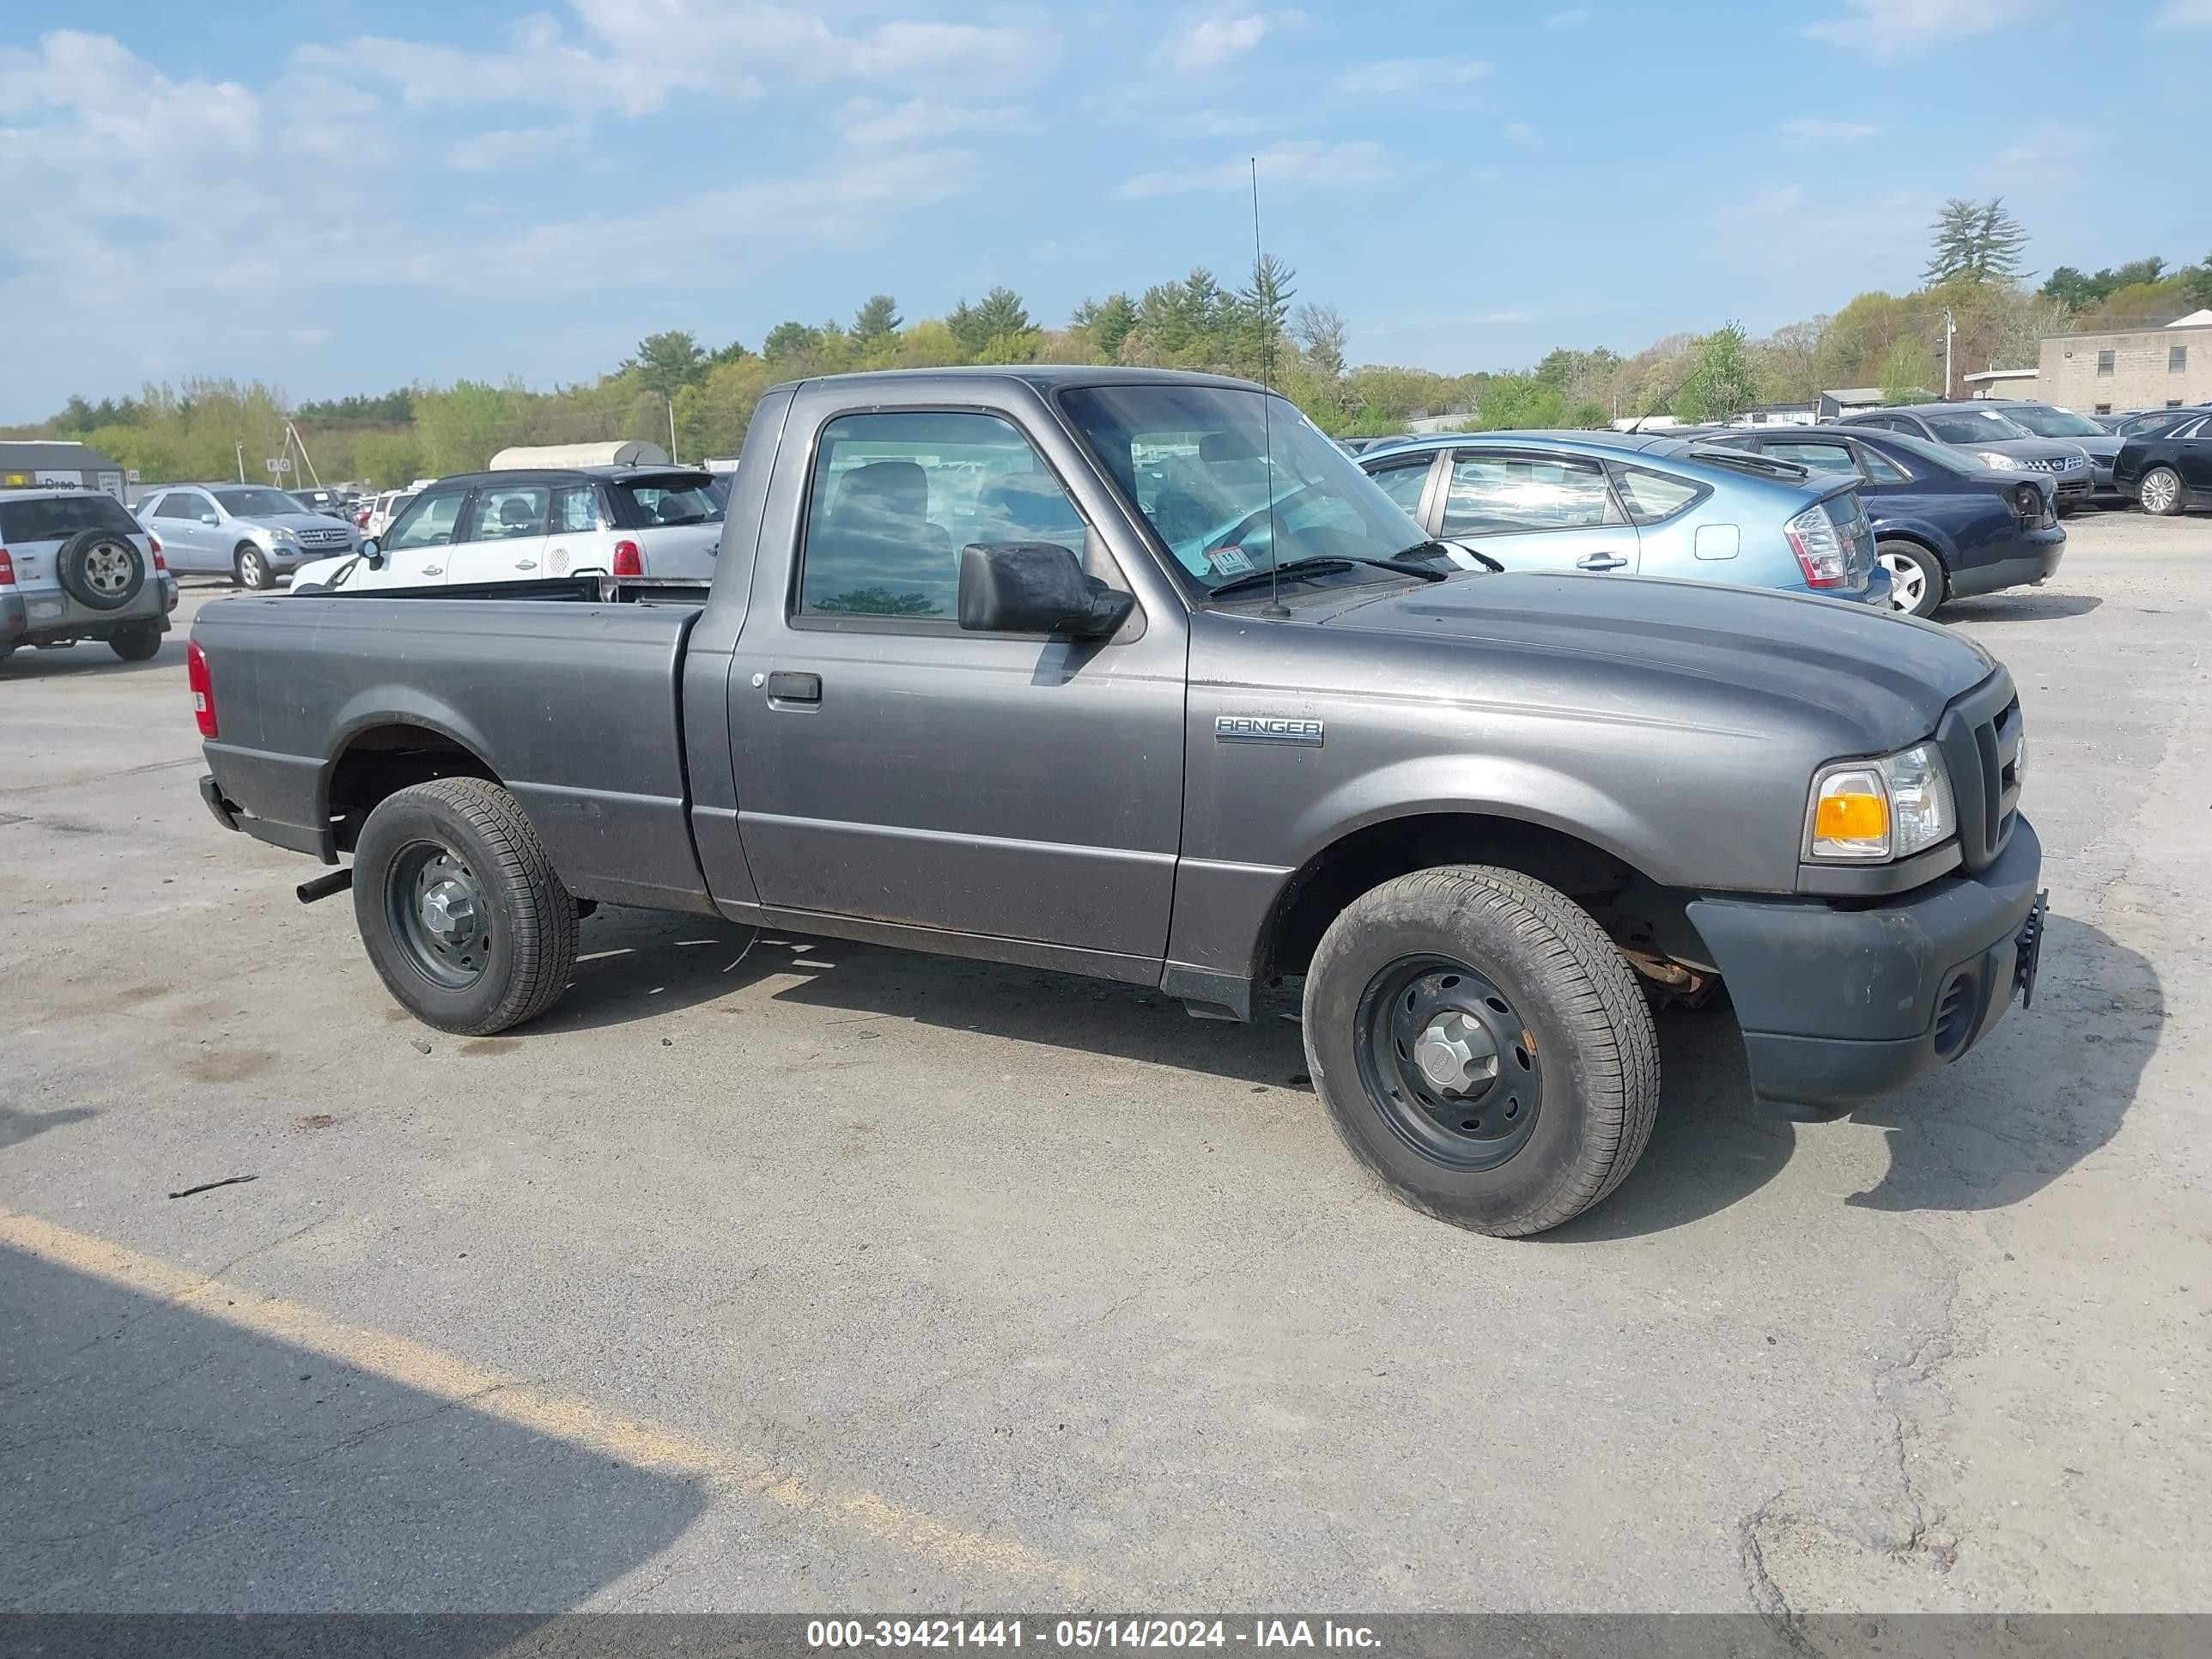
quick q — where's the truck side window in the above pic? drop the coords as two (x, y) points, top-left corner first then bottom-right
(798, 410), (1087, 620)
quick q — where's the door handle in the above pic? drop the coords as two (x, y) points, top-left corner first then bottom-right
(420, 565), (441, 576)
(514, 559), (538, 570)
(765, 671), (822, 704)
(1576, 552), (1629, 572)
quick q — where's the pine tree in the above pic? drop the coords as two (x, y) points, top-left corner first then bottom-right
(851, 295), (902, 345)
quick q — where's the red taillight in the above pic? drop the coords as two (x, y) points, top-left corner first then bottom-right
(149, 534), (167, 571)
(0, 549), (14, 587)
(186, 640), (217, 738)
(611, 539), (642, 577)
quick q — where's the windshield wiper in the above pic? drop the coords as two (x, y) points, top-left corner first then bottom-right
(1208, 555), (1448, 599)
(1396, 538), (1504, 574)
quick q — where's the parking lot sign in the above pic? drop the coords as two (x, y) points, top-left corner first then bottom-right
(265, 457), (291, 475)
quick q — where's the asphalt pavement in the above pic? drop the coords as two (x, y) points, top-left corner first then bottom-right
(2, 511), (2206, 1619)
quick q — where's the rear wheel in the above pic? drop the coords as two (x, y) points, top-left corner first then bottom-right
(1876, 538), (1946, 619)
(1303, 866), (1660, 1237)
(108, 624), (163, 661)
(352, 777), (578, 1035)
(234, 543), (275, 589)
(2138, 466), (2185, 517)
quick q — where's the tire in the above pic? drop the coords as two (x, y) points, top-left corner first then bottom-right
(1875, 538), (1946, 620)
(108, 624), (163, 661)
(1303, 865), (1661, 1237)
(2138, 465), (2185, 517)
(57, 529), (146, 611)
(351, 777), (578, 1035)
(234, 543), (276, 589)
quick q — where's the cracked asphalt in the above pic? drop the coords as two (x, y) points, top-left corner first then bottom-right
(2, 511), (2206, 1616)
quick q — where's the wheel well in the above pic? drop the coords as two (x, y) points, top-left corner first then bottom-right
(1874, 530), (1945, 565)
(1259, 812), (1650, 981)
(326, 724), (498, 853)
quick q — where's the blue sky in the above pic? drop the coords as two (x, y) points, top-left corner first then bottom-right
(5, 0), (2209, 419)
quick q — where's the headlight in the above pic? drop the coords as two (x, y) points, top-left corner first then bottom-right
(1974, 451), (2021, 471)
(266, 526), (297, 543)
(1806, 742), (1956, 862)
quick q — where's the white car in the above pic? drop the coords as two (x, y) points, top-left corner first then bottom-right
(295, 466), (723, 592)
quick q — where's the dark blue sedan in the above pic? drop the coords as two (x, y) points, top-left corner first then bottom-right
(1703, 425), (2064, 618)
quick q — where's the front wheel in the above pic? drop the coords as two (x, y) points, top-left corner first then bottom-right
(2138, 466), (2185, 517)
(234, 544), (275, 589)
(352, 777), (578, 1035)
(1876, 539), (1946, 619)
(1303, 866), (1661, 1237)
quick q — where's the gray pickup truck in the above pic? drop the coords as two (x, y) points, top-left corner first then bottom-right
(191, 367), (2046, 1236)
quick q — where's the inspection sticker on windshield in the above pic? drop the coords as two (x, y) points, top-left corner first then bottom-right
(1208, 546), (1255, 575)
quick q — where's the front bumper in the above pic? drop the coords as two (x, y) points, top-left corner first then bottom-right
(1687, 817), (2045, 1118)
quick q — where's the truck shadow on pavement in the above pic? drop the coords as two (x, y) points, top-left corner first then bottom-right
(0, 1242), (708, 1620)
(1939, 592), (2102, 623)
(543, 907), (2159, 1239)
(1554, 913), (2160, 1238)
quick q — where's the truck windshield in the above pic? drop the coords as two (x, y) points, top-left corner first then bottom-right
(1057, 384), (1430, 591)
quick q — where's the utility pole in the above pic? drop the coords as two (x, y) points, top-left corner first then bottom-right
(665, 392), (678, 465)
(234, 440), (245, 483)
(1943, 309), (1956, 400)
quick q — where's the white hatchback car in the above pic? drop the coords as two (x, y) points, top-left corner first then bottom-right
(293, 466), (722, 592)
(0, 487), (179, 664)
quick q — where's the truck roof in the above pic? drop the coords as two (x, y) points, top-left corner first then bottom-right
(767, 365), (1267, 398)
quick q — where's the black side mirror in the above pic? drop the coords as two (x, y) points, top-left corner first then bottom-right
(958, 541), (1133, 638)
(359, 538), (384, 566)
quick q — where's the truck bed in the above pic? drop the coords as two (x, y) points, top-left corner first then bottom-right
(194, 588), (717, 914)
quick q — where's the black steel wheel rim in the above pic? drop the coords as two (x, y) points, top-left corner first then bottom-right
(1353, 954), (1542, 1170)
(386, 839), (492, 990)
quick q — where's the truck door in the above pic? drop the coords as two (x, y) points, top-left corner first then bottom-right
(726, 392), (1188, 968)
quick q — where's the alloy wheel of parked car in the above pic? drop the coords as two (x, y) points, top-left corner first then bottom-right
(2138, 466), (2185, 517)
(234, 544), (274, 589)
(1875, 541), (1945, 620)
(1303, 864), (1660, 1237)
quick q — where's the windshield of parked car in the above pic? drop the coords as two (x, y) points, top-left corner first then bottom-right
(1921, 409), (2034, 444)
(2002, 405), (2106, 439)
(1057, 384), (1431, 590)
(216, 489), (307, 517)
(611, 477), (722, 526)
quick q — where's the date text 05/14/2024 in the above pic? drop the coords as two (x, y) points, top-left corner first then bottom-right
(805, 1620), (1382, 1650)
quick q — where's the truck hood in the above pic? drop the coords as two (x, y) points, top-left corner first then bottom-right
(1310, 571), (1996, 752)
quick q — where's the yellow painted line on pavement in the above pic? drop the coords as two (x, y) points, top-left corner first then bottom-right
(0, 1206), (1085, 1590)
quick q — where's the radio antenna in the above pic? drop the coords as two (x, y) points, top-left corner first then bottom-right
(1252, 156), (1288, 619)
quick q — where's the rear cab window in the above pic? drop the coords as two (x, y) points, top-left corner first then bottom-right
(0, 491), (143, 544)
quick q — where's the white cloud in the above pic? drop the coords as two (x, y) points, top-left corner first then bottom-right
(1338, 57), (1489, 94)
(1504, 122), (1538, 146)
(1113, 139), (1388, 199)
(290, 327), (330, 348)
(839, 98), (1042, 148)
(447, 124), (595, 173)
(2153, 0), (2212, 24)
(1175, 109), (1269, 137)
(1780, 118), (1882, 146)
(1484, 310), (1534, 324)
(1546, 8), (1589, 25)
(318, 2), (1060, 116)
(1989, 120), (2100, 183)
(1154, 11), (1287, 73)
(1800, 0), (2057, 57)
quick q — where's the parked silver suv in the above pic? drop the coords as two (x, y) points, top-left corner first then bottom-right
(1834, 404), (2095, 513)
(136, 483), (357, 588)
(1, 487), (179, 664)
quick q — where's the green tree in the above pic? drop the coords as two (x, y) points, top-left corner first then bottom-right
(1925, 197), (2030, 286)
(1233, 253), (1297, 381)
(1073, 293), (1139, 362)
(762, 321), (824, 362)
(1672, 323), (1760, 423)
(353, 431), (426, 488)
(1878, 337), (1937, 404)
(1292, 301), (1348, 382)
(852, 295), (902, 345)
(624, 331), (707, 399)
